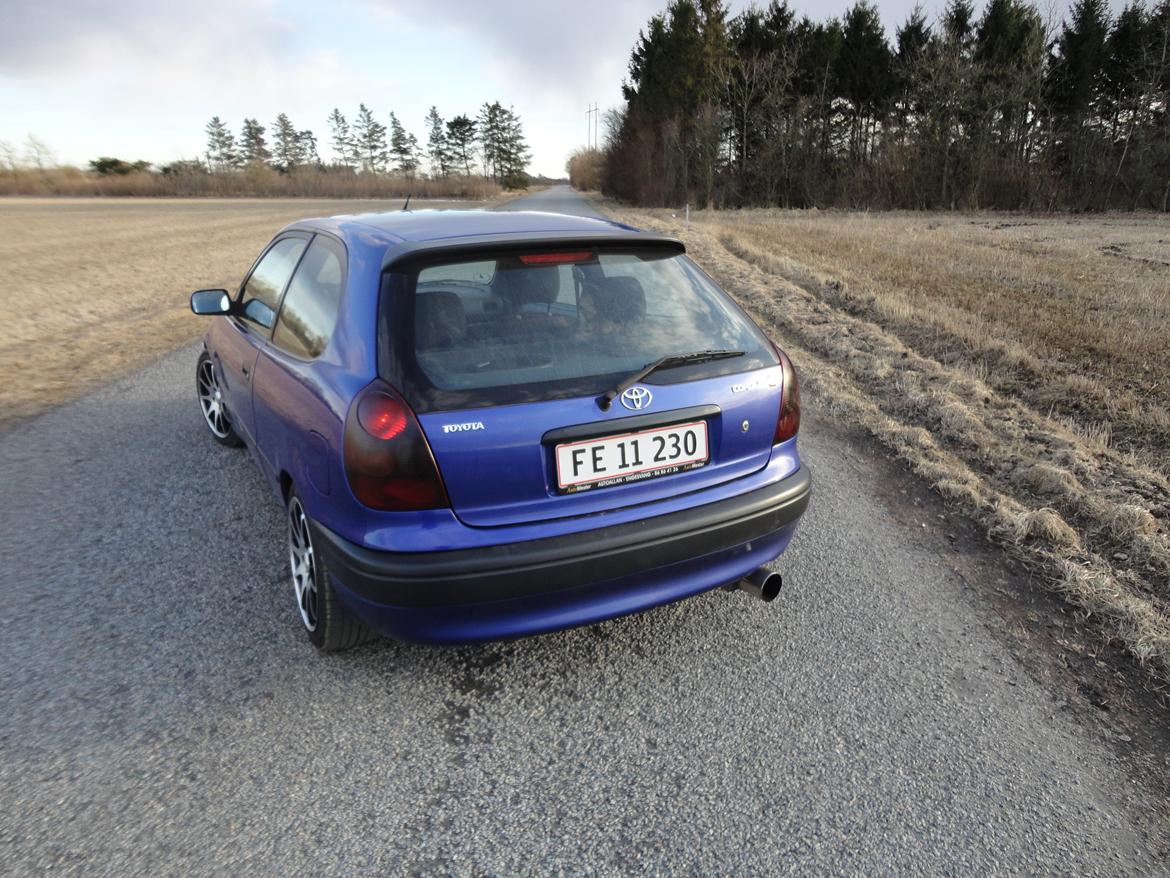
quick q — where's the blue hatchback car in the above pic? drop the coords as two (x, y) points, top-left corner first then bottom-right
(190, 210), (810, 650)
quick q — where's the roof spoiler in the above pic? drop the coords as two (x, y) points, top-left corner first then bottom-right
(381, 230), (685, 270)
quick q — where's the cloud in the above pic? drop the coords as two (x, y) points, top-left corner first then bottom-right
(361, 0), (663, 97)
(0, 0), (291, 77)
(0, 0), (366, 126)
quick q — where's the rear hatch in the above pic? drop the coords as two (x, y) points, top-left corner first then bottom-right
(383, 243), (781, 528)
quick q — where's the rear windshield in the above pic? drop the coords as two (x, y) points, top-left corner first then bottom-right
(381, 247), (776, 412)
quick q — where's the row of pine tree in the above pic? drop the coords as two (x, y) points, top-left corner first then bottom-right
(603, 0), (1170, 210)
(204, 103), (531, 187)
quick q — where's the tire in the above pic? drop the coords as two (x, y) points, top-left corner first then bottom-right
(287, 487), (377, 652)
(196, 351), (243, 447)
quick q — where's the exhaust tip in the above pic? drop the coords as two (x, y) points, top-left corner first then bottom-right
(759, 572), (782, 602)
(737, 568), (783, 602)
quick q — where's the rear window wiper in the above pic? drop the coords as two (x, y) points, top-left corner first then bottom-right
(598, 349), (745, 411)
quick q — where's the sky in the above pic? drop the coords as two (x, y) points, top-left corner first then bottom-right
(0, 0), (1120, 178)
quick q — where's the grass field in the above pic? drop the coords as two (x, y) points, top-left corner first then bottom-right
(606, 204), (1170, 681)
(0, 196), (492, 425)
(0, 166), (506, 200)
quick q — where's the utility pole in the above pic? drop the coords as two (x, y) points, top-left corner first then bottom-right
(585, 103), (599, 150)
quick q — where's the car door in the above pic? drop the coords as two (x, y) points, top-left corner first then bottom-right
(253, 234), (348, 498)
(217, 234), (310, 446)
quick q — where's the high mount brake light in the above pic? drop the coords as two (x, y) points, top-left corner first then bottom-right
(772, 345), (801, 444)
(344, 382), (449, 511)
(517, 251), (593, 265)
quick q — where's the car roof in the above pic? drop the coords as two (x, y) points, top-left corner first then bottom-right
(283, 209), (685, 268)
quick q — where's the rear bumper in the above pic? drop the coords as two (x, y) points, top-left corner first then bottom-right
(314, 465), (810, 642)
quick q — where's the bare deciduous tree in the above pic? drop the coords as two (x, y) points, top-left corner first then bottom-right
(23, 135), (53, 169)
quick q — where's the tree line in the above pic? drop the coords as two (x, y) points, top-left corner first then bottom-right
(600, 0), (1170, 210)
(202, 102), (532, 188)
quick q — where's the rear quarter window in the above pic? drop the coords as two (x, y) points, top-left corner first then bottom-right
(272, 235), (346, 359)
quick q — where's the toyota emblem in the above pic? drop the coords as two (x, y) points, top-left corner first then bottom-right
(620, 386), (653, 411)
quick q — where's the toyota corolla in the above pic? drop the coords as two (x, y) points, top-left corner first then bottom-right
(190, 210), (810, 650)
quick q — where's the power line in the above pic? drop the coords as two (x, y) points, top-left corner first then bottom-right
(586, 103), (599, 150)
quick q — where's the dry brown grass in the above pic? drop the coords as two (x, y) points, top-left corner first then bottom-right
(604, 204), (1170, 680)
(0, 166), (506, 200)
(0, 196), (494, 426)
(716, 211), (1170, 467)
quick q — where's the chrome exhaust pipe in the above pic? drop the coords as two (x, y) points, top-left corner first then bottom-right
(737, 568), (783, 602)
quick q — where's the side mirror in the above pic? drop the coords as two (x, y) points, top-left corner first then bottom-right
(190, 289), (232, 316)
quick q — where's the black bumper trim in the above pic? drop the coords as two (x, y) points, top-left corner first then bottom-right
(313, 466), (811, 608)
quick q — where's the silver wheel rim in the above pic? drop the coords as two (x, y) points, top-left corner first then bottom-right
(288, 497), (319, 632)
(197, 358), (231, 439)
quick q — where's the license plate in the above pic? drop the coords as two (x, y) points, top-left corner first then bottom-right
(554, 420), (709, 493)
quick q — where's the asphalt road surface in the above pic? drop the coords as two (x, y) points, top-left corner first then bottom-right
(1, 186), (1163, 875)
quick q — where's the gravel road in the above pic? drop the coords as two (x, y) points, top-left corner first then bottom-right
(0, 186), (1163, 875)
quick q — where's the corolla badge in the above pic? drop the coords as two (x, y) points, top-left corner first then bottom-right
(731, 374), (780, 393)
(620, 386), (653, 411)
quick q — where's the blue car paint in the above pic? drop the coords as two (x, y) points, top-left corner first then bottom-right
(200, 210), (806, 643)
(419, 366), (787, 529)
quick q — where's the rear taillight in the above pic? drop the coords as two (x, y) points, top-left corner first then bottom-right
(772, 345), (801, 444)
(344, 381), (449, 511)
(358, 393), (409, 440)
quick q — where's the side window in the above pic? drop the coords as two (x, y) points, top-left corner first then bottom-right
(272, 236), (346, 359)
(239, 237), (309, 330)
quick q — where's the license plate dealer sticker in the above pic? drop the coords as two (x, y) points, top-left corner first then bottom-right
(554, 421), (709, 493)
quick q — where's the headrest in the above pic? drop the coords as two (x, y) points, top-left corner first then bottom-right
(501, 265), (559, 309)
(581, 275), (646, 323)
(415, 291), (466, 350)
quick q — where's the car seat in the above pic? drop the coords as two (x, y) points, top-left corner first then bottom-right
(580, 275), (647, 330)
(415, 291), (467, 350)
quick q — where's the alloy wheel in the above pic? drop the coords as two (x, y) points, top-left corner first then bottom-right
(197, 358), (231, 439)
(287, 497), (319, 632)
